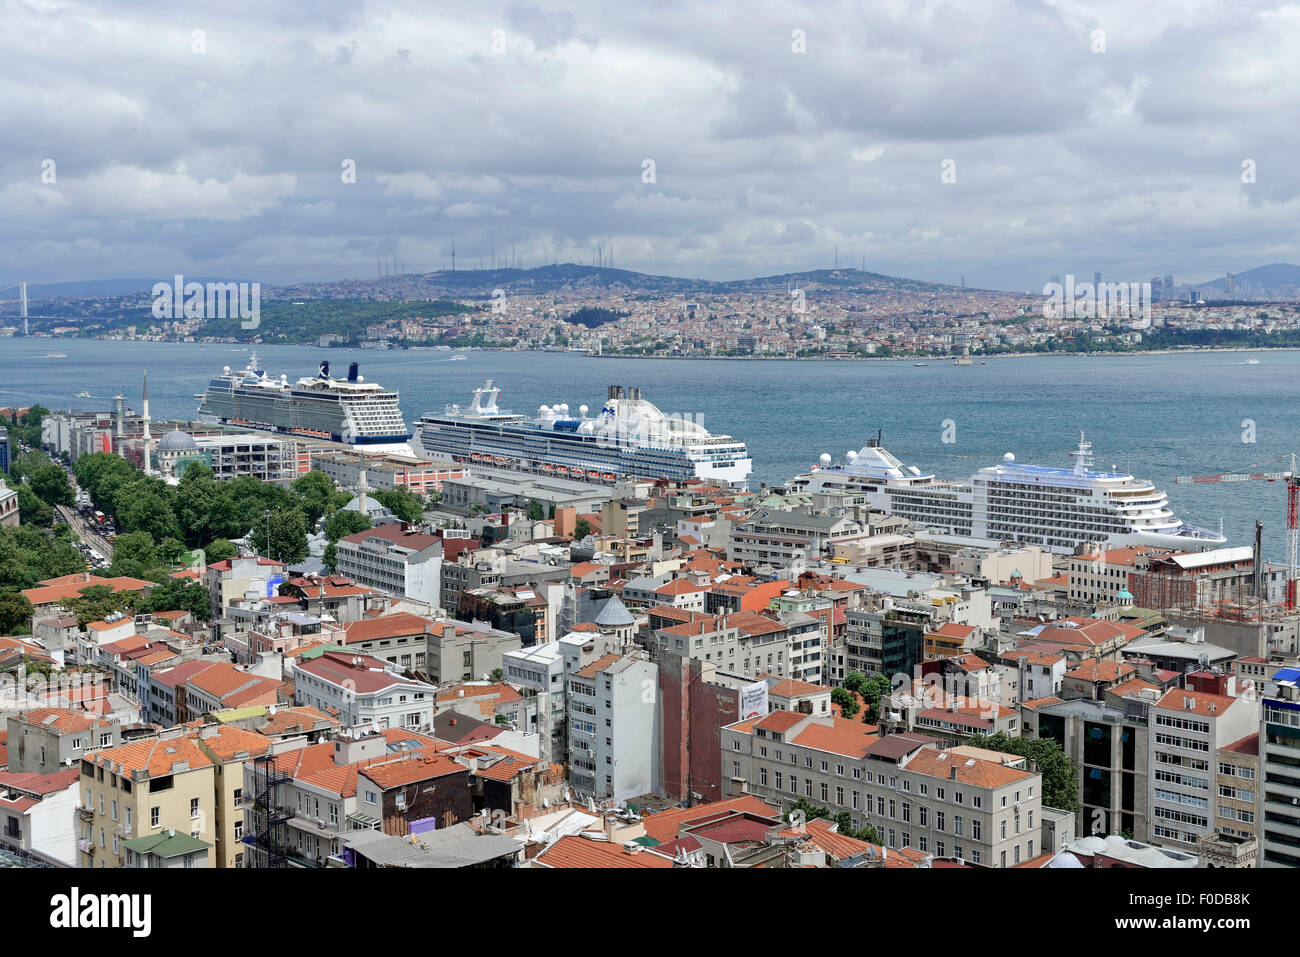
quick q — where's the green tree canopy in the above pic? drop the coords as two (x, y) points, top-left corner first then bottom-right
(291, 470), (340, 527)
(374, 486), (427, 525)
(137, 578), (212, 621)
(0, 525), (85, 590)
(108, 531), (159, 578)
(68, 584), (135, 628)
(28, 464), (75, 507)
(831, 686), (859, 719)
(969, 731), (1081, 813)
(253, 509), (309, 565)
(0, 592), (35, 634)
(572, 518), (592, 540)
(205, 538), (237, 563)
(16, 485), (53, 527)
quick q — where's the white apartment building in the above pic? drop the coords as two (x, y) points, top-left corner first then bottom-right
(1148, 686), (1258, 852)
(502, 641), (566, 764)
(292, 651), (437, 732)
(566, 651), (659, 803)
(335, 526), (443, 608)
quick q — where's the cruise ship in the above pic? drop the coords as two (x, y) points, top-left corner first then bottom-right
(197, 356), (413, 454)
(416, 381), (752, 486)
(786, 433), (1226, 553)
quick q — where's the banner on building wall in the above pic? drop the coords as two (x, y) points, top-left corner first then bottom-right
(740, 680), (768, 719)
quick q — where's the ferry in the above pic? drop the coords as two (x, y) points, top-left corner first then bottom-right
(786, 433), (1227, 554)
(196, 355), (413, 454)
(416, 381), (752, 487)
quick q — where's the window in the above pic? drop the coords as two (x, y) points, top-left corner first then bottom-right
(972, 819), (982, 840)
(820, 782), (828, 801)
(920, 836), (928, 851)
(1001, 820), (1007, 839)
(151, 807), (160, 828)
(836, 786), (844, 806)
(902, 802), (911, 823)
(920, 806), (928, 827)
(936, 811), (946, 832)
(190, 798), (200, 819)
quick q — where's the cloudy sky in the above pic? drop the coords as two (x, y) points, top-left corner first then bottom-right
(3, 0), (1299, 291)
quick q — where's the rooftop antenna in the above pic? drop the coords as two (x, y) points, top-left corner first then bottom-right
(451, 238), (456, 272)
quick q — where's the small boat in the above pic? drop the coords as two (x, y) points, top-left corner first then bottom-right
(1244, 358), (1260, 365)
(979, 360), (987, 365)
(45, 353), (67, 358)
(450, 355), (467, 361)
(76, 391), (91, 398)
(913, 362), (928, 367)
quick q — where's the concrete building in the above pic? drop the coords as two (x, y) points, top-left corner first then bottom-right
(501, 641), (566, 763)
(566, 651), (659, 803)
(292, 651), (437, 732)
(1257, 666), (1300, 867)
(311, 451), (464, 496)
(0, 768), (81, 865)
(1148, 686), (1257, 853)
(79, 735), (217, 868)
(1035, 697), (1151, 841)
(425, 619), (521, 685)
(122, 830), (212, 868)
(6, 708), (121, 774)
(193, 724), (269, 869)
(334, 525), (444, 608)
(206, 555), (288, 618)
(722, 713), (1044, 867)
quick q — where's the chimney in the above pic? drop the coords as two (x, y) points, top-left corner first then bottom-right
(949, 765), (958, 780)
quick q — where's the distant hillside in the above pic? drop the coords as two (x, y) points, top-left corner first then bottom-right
(271, 263), (960, 302)
(1192, 263), (1300, 292)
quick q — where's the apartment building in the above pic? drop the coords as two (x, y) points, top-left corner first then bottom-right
(1258, 668), (1300, 867)
(1216, 733), (1259, 846)
(1035, 697), (1151, 841)
(79, 736), (217, 868)
(341, 611), (432, 674)
(334, 525), (444, 608)
(425, 619), (521, 685)
(6, 708), (121, 774)
(722, 713), (1044, 866)
(206, 555), (287, 618)
(566, 651), (659, 803)
(1148, 687), (1257, 852)
(501, 641), (566, 764)
(193, 724), (269, 869)
(0, 768), (81, 865)
(292, 651), (437, 732)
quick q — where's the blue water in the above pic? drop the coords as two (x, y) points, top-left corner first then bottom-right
(3, 340), (1295, 559)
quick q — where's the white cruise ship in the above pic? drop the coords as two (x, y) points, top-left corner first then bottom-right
(416, 381), (752, 486)
(197, 356), (413, 454)
(786, 433), (1226, 554)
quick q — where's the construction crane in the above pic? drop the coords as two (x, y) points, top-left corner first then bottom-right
(1174, 452), (1298, 609)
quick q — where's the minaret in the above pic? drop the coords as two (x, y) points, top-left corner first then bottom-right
(141, 371), (152, 473)
(113, 394), (125, 457)
(356, 462), (369, 518)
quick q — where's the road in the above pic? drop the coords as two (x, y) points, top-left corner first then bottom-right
(57, 505), (115, 562)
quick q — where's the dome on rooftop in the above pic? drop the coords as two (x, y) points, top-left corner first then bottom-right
(594, 595), (636, 628)
(157, 429), (198, 452)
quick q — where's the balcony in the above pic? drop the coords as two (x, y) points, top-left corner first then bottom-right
(77, 807), (94, 823)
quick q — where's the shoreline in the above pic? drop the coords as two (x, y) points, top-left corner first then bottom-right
(575, 345), (1298, 361)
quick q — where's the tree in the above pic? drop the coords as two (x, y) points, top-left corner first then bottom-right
(108, 531), (158, 578)
(291, 470), (339, 527)
(73, 453), (136, 512)
(0, 592), (35, 634)
(374, 487), (427, 525)
(324, 509), (372, 545)
(831, 686), (859, 719)
(572, 518), (592, 540)
(16, 485), (53, 527)
(28, 464), (74, 507)
(175, 462), (224, 547)
(0, 526), (85, 590)
(137, 578), (212, 621)
(253, 509), (309, 565)
(158, 537), (187, 568)
(526, 499), (544, 521)
(205, 538), (237, 563)
(785, 798), (884, 846)
(68, 585), (134, 628)
(116, 477), (182, 543)
(489, 667), (504, 682)
(969, 731), (1080, 813)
